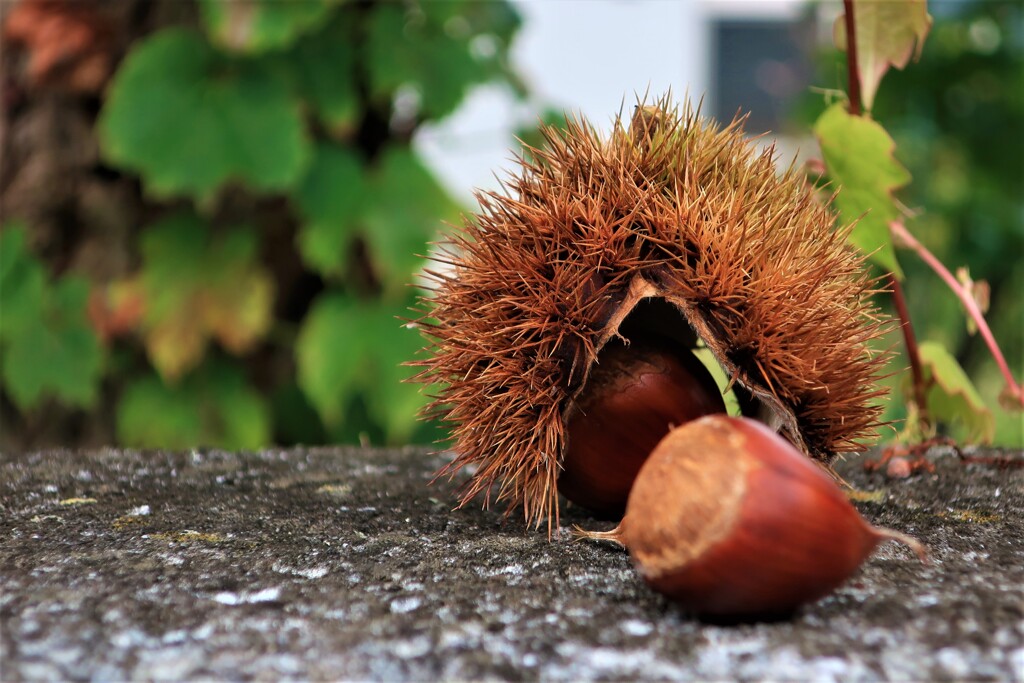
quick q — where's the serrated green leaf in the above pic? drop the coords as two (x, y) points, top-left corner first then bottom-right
(814, 103), (908, 276)
(362, 146), (461, 288)
(0, 225), (46, 339)
(294, 144), (365, 277)
(98, 28), (310, 200)
(296, 292), (364, 427)
(296, 292), (425, 442)
(205, 359), (272, 449)
(137, 214), (274, 381)
(836, 0), (932, 112)
(282, 16), (359, 133)
(367, 3), (489, 119)
(117, 359), (269, 450)
(117, 374), (204, 449)
(199, 0), (332, 54)
(2, 276), (102, 410)
(912, 341), (995, 444)
(271, 382), (328, 445)
(360, 302), (428, 443)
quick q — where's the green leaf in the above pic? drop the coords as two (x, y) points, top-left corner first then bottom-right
(361, 303), (429, 443)
(296, 292), (363, 428)
(117, 359), (270, 450)
(282, 16), (359, 133)
(693, 348), (742, 417)
(367, 3), (489, 119)
(0, 225), (46, 340)
(431, 1), (522, 48)
(912, 341), (995, 444)
(271, 382), (327, 445)
(293, 144), (365, 277)
(117, 374), (204, 449)
(98, 28), (310, 201)
(138, 214), (274, 381)
(2, 276), (102, 411)
(836, 0), (932, 112)
(362, 146), (461, 289)
(296, 291), (426, 442)
(814, 102), (909, 276)
(208, 360), (273, 450)
(199, 0), (332, 54)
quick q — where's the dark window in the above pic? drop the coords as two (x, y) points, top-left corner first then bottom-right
(710, 19), (812, 134)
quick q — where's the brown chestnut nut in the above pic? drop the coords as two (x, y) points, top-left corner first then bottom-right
(559, 337), (726, 517)
(579, 415), (926, 620)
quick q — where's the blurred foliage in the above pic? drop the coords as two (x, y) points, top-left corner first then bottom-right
(0, 0), (529, 450)
(0, 226), (103, 411)
(795, 0), (1023, 445)
(2, 0), (1018, 451)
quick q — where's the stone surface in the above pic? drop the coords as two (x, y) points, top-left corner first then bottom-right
(1, 445), (1022, 681)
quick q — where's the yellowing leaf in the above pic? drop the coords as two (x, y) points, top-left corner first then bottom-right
(146, 307), (209, 383)
(87, 278), (145, 343)
(201, 270), (274, 354)
(814, 103), (909, 276)
(137, 215), (274, 382)
(835, 0), (932, 111)
(912, 341), (995, 444)
(955, 266), (990, 335)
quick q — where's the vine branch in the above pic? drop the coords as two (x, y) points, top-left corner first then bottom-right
(842, 0), (862, 117)
(888, 272), (929, 421)
(891, 220), (1023, 408)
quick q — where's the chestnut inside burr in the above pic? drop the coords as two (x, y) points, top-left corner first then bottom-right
(558, 301), (728, 517)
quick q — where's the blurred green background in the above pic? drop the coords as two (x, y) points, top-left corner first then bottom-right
(0, 0), (1020, 451)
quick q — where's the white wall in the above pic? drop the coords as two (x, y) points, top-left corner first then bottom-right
(416, 0), (809, 204)
(415, 0), (705, 204)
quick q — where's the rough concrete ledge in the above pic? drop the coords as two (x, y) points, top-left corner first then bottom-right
(1, 445), (1022, 681)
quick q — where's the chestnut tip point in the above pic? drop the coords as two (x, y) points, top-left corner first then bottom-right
(572, 524), (625, 548)
(873, 526), (930, 564)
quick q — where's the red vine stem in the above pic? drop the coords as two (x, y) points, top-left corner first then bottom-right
(889, 272), (929, 421)
(842, 0), (862, 116)
(890, 220), (1023, 407)
(842, 0), (930, 423)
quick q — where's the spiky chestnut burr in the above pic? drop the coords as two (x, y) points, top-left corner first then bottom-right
(414, 95), (888, 531)
(577, 415), (927, 620)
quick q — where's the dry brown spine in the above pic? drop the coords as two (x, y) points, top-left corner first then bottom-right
(413, 94), (890, 530)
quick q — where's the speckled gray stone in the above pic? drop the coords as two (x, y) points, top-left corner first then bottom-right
(1, 445), (1022, 681)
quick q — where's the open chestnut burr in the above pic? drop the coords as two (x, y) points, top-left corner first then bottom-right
(415, 95), (889, 531)
(412, 94), (925, 618)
